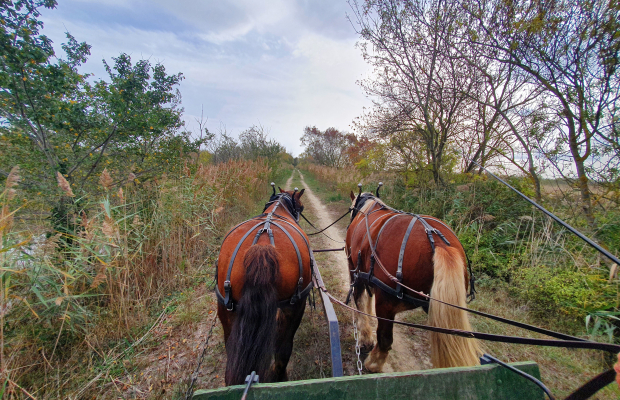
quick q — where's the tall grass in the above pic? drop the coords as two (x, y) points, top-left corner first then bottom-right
(0, 158), (273, 398)
(302, 163), (397, 196)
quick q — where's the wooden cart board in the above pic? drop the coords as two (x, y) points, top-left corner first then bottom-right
(193, 361), (543, 400)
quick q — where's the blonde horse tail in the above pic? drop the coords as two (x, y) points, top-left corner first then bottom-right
(428, 246), (482, 368)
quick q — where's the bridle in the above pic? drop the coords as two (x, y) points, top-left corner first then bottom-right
(263, 185), (302, 223)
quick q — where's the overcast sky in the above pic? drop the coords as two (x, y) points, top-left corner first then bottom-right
(39, 0), (372, 155)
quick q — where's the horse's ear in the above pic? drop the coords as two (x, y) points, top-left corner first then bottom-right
(278, 187), (284, 193)
(298, 188), (305, 197)
(350, 191), (355, 201)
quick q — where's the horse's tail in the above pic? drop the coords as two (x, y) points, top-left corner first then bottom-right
(428, 246), (482, 368)
(225, 244), (279, 385)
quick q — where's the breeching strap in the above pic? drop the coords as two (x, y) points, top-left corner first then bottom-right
(219, 194), (311, 311)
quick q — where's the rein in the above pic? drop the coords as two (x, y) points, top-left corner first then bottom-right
(314, 279), (619, 399)
(316, 278), (620, 353)
(300, 208), (351, 236)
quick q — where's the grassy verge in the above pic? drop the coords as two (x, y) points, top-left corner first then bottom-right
(300, 166), (620, 400)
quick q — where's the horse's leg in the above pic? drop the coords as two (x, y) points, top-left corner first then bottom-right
(271, 300), (306, 382)
(353, 283), (375, 352)
(365, 292), (396, 373)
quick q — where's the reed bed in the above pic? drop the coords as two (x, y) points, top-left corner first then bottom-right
(0, 159), (272, 398)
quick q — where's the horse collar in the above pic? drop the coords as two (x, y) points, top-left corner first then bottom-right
(350, 193), (375, 223)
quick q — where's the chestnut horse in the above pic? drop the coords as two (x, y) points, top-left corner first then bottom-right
(216, 187), (313, 385)
(345, 190), (481, 372)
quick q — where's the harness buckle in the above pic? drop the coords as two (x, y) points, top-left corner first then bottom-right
(289, 277), (305, 305)
(224, 280), (233, 311)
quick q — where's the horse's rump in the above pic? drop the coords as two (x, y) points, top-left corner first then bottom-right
(217, 219), (312, 305)
(346, 194), (480, 370)
(348, 208), (468, 300)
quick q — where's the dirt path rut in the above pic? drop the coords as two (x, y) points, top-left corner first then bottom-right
(296, 170), (431, 373)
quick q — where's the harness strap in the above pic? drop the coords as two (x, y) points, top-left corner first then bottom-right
(375, 214), (400, 245)
(215, 280), (313, 309)
(221, 214), (266, 244)
(346, 250), (363, 305)
(270, 221), (305, 303)
(224, 221), (265, 310)
(416, 216), (450, 251)
(253, 202), (279, 246)
(396, 215), (418, 299)
(363, 274), (429, 311)
(564, 368), (616, 400)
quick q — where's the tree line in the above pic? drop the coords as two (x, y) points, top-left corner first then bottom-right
(1, 0), (292, 220)
(300, 0), (618, 229)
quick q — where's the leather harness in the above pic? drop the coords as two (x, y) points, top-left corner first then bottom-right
(215, 193), (314, 311)
(347, 194), (475, 309)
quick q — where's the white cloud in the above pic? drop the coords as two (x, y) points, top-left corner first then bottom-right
(40, 0), (372, 155)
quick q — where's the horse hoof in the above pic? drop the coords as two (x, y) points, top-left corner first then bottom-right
(364, 348), (388, 373)
(364, 359), (383, 373)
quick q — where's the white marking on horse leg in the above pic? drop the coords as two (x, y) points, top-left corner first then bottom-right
(357, 290), (375, 349)
(365, 346), (389, 373)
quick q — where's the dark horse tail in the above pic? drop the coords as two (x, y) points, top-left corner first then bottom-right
(225, 244), (279, 385)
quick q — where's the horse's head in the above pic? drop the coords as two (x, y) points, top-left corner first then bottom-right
(349, 182), (384, 222)
(349, 190), (373, 222)
(278, 187), (306, 216)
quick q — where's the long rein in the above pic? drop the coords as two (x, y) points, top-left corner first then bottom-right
(300, 208), (352, 236)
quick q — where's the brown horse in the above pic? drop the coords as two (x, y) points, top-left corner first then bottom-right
(216, 186), (313, 385)
(345, 190), (481, 372)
